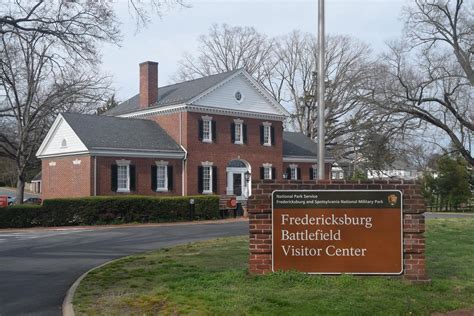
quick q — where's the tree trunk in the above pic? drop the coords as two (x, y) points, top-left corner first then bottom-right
(15, 174), (25, 205)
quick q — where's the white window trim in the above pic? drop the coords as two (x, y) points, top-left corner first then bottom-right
(289, 163), (298, 180)
(156, 163), (168, 192)
(49, 161), (56, 167)
(234, 119), (244, 145)
(116, 159), (131, 193)
(73, 159), (81, 165)
(202, 165), (213, 194)
(263, 123), (272, 146)
(312, 164), (318, 180)
(263, 163), (272, 180)
(202, 117), (213, 143)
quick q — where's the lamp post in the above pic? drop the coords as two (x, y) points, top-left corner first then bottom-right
(317, 0), (326, 180)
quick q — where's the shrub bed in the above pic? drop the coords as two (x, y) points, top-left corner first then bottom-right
(0, 195), (219, 228)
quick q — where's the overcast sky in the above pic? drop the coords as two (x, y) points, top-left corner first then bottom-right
(100, 0), (407, 101)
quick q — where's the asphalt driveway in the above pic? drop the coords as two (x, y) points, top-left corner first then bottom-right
(0, 220), (248, 316)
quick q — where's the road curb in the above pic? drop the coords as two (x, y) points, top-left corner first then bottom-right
(62, 256), (134, 316)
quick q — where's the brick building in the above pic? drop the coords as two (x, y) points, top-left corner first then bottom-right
(37, 61), (333, 200)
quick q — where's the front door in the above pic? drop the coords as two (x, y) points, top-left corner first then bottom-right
(233, 173), (242, 197)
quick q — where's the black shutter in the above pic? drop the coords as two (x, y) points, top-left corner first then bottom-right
(309, 168), (314, 180)
(272, 167), (276, 180)
(286, 167), (291, 179)
(260, 125), (264, 144)
(231, 123), (235, 143)
(271, 126), (275, 145)
(198, 166), (203, 193)
(260, 167), (265, 180)
(198, 120), (203, 141)
(151, 165), (157, 191)
(167, 165), (173, 191)
(243, 124), (248, 144)
(212, 166), (218, 193)
(130, 165), (136, 191)
(111, 165), (118, 192)
(297, 168), (301, 180)
(212, 121), (216, 142)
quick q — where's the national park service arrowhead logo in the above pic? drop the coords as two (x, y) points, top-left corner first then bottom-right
(387, 194), (398, 206)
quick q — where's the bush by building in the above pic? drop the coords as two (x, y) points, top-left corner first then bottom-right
(0, 195), (219, 228)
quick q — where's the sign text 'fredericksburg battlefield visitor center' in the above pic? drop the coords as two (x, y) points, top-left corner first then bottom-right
(272, 190), (403, 274)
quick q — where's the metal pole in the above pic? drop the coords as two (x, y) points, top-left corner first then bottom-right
(317, 0), (326, 180)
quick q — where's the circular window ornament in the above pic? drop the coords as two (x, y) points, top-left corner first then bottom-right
(234, 91), (243, 103)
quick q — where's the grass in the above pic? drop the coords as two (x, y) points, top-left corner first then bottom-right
(74, 218), (474, 315)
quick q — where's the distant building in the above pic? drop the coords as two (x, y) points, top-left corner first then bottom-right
(331, 163), (345, 180)
(367, 160), (420, 180)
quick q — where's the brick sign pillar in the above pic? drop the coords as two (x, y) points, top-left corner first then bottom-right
(248, 180), (430, 283)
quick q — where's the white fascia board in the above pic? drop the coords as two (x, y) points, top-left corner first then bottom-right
(89, 150), (185, 159)
(283, 156), (335, 163)
(37, 150), (90, 159)
(117, 103), (187, 118)
(239, 70), (291, 117)
(36, 114), (89, 158)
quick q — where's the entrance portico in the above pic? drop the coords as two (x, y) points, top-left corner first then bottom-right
(226, 159), (251, 200)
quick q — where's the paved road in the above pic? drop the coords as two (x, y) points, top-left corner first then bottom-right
(425, 212), (474, 219)
(0, 221), (248, 316)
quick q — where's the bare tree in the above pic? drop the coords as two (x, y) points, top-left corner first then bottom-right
(0, 31), (110, 204)
(366, 0), (473, 166)
(174, 24), (274, 83)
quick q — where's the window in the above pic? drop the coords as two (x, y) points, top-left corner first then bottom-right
(60, 138), (67, 148)
(117, 165), (129, 192)
(156, 165), (168, 191)
(235, 91), (242, 102)
(263, 125), (271, 146)
(290, 167), (297, 180)
(203, 119), (212, 142)
(202, 166), (212, 193)
(313, 168), (318, 180)
(235, 122), (243, 144)
(264, 167), (272, 180)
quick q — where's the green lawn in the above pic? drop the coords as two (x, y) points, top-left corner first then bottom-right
(74, 218), (474, 315)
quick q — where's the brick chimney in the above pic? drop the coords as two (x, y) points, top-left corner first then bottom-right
(139, 61), (158, 109)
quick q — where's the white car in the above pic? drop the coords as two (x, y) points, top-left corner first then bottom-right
(7, 196), (16, 206)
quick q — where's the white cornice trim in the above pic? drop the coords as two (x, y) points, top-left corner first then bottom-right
(38, 149), (185, 159)
(283, 156), (335, 163)
(118, 103), (286, 121)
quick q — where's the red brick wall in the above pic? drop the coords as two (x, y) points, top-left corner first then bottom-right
(184, 112), (284, 195)
(248, 180), (429, 283)
(149, 112), (185, 146)
(41, 155), (92, 199)
(95, 156), (183, 196)
(283, 162), (332, 180)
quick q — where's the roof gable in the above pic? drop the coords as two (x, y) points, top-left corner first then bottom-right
(189, 70), (289, 117)
(36, 115), (88, 158)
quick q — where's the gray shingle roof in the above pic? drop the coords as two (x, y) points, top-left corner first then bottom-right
(105, 69), (241, 116)
(283, 131), (334, 159)
(61, 113), (183, 153)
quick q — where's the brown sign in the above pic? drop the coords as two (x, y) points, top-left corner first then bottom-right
(272, 190), (403, 274)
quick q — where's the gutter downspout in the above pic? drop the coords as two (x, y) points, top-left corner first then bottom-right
(180, 145), (187, 197)
(93, 156), (97, 196)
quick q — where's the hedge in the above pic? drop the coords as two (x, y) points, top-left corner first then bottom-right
(0, 195), (219, 228)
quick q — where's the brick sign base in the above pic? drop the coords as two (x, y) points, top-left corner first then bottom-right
(248, 180), (430, 283)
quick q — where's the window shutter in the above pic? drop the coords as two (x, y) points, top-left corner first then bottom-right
(130, 165), (136, 191)
(271, 126), (275, 145)
(151, 165), (157, 191)
(212, 166), (218, 193)
(297, 168), (301, 180)
(198, 166), (203, 193)
(272, 167), (276, 180)
(111, 165), (118, 192)
(260, 167), (264, 180)
(243, 124), (248, 144)
(212, 121), (216, 142)
(198, 120), (203, 141)
(260, 125), (264, 144)
(286, 168), (291, 179)
(231, 123), (235, 143)
(309, 168), (314, 180)
(167, 165), (173, 191)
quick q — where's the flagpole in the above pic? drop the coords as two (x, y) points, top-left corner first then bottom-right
(317, 0), (326, 180)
